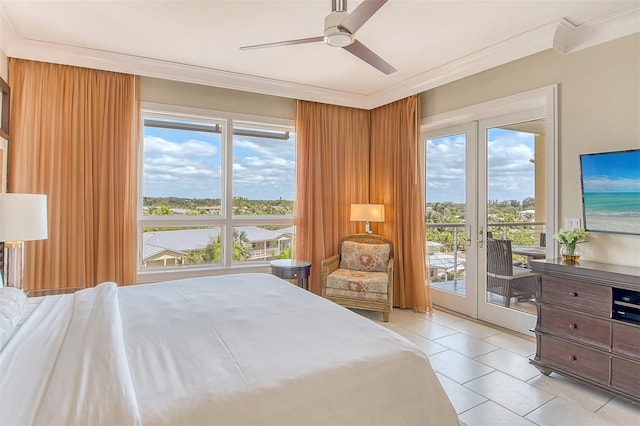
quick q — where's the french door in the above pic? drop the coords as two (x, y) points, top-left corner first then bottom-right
(424, 123), (478, 319)
(424, 87), (557, 335)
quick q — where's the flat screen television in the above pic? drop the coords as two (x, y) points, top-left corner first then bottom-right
(579, 149), (640, 235)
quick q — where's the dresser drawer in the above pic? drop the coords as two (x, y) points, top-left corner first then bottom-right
(611, 357), (640, 396)
(539, 305), (611, 350)
(540, 276), (611, 317)
(612, 322), (640, 360)
(537, 335), (610, 385)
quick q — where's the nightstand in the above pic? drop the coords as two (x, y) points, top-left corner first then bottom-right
(270, 259), (312, 290)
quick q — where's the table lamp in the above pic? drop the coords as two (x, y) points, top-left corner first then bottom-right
(0, 193), (48, 289)
(350, 203), (385, 234)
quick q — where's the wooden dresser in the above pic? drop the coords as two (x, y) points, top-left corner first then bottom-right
(530, 258), (640, 403)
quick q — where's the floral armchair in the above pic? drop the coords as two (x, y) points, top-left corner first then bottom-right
(321, 234), (394, 322)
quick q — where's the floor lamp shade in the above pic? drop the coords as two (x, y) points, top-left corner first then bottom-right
(0, 193), (48, 290)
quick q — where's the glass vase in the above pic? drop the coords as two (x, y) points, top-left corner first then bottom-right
(561, 244), (581, 262)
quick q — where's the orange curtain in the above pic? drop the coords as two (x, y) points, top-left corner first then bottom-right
(8, 59), (140, 291)
(295, 100), (370, 294)
(370, 95), (430, 312)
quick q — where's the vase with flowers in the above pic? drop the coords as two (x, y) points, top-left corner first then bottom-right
(553, 227), (588, 262)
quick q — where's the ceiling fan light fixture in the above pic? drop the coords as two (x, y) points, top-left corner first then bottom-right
(324, 28), (355, 47)
(324, 10), (354, 47)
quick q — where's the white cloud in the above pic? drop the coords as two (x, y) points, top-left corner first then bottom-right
(143, 133), (296, 200)
(583, 176), (640, 193)
(143, 135), (221, 198)
(426, 130), (536, 203)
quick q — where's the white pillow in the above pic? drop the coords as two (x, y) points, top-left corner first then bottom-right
(0, 287), (28, 350)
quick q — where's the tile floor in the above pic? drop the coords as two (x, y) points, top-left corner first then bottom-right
(355, 307), (640, 426)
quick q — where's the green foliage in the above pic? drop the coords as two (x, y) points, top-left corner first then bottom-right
(187, 235), (222, 264)
(553, 227), (587, 252)
(186, 230), (254, 264)
(143, 197), (293, 216)
(426, 198), (539, 255)
(273, 247), (292, 259)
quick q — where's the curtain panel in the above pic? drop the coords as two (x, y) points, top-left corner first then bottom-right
(8, 59), (140, 291)
(295, 96), (430, 311)
(370, 95), (430, 312)
(295, 100), (371, 294)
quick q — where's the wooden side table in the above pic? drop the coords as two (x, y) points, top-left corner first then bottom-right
(270, 259), (312, 290)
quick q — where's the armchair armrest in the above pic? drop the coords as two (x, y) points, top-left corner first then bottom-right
(321, 255), (340, 296)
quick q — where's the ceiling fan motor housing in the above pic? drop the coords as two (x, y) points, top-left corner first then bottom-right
(324, 11), (354, 47)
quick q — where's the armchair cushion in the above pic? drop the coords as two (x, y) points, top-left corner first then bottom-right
(325, 269), (389, 301)
(339, 241), (390, 272)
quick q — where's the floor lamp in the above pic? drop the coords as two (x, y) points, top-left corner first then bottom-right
(0, 193), (48, 290)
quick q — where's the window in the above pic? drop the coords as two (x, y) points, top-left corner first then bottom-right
(140, 105), (295, 276)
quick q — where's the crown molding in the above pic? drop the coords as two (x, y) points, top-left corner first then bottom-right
(1, 4), (637, 110)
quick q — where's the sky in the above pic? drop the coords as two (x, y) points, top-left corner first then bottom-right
(144, 123), (536, 203)
(580, 149), (640, 193)
(144, 124), (296, 200)
(426, 128), (536, 204)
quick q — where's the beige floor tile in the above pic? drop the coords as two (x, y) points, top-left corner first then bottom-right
(482, 332), (536, 357)
(403, 318), (459, 340)
(423, 309), (466, 325)
(474, 348), (541, 382)
(356, 305), (637, 426)
(526, 397), (621, 426)
(433, 332), (500, 358)
(428, 350), (495, 384)
(459, 401), (537, 426)
(596, 397), (640, 426)
(465, 370), (555, 416)
(527, 373), (614, 412)
(392, 328), (449, 356)
(436, 373), (487, 415)
(445, 319), (503, 339)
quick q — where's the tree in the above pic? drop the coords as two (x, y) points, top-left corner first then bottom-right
(232, 230), (252, 260)
(187, 235), (221, 264)
(150, 204), (174, 216)
(187, 230), (253, 264)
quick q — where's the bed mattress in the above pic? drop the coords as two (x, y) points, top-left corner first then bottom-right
(0, 273), (458, 425)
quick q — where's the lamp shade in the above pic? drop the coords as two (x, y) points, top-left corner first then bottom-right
(350, 204), (385, 222)
(0, 193), (48, 242)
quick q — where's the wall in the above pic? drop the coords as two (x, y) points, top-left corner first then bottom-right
(421, 34), (640, 267)
(141, 76), (295, 119)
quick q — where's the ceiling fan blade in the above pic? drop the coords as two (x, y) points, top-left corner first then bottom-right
(339, 0), (388, 34)
(343, 40), (396, 74)
(240, 36), (324, 50)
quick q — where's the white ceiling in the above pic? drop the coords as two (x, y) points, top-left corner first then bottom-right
(1, 0), (638, 109)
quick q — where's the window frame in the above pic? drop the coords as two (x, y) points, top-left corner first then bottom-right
(138, 102), (295, 283)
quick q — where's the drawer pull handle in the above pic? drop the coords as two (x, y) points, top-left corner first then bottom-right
(569, 355), (577, 361)
(569, 323), (577, 329)
(569, 292), (578, 297)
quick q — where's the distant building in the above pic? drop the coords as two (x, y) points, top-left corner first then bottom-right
(143, 226), (294, 267)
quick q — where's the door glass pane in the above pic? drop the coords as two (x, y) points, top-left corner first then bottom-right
(426, 133), (467, 296)
(485, 120), (545, 314)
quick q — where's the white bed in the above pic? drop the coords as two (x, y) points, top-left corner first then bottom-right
(0, 273), (458, 425)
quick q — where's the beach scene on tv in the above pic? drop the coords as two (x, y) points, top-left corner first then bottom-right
(580, 149), (640, 235)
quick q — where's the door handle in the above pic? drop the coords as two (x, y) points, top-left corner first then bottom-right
(467, 225), (472, 246)
(478, 225), (484, 248)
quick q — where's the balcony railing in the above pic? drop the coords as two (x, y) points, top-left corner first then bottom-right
(426, 221), (546, 283)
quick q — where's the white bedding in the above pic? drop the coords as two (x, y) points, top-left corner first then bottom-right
(0, 273), (458, 425)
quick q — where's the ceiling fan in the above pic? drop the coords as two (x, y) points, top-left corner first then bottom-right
(240, 0), (396, 75)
